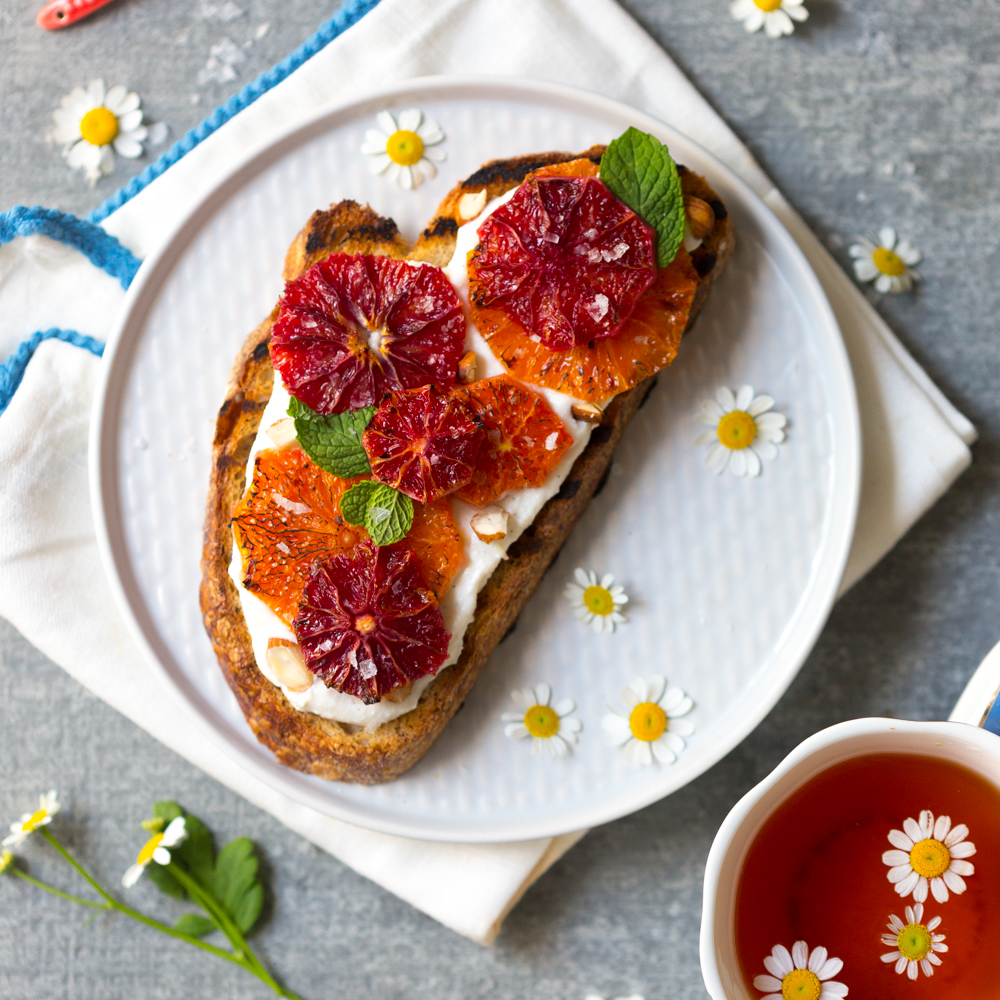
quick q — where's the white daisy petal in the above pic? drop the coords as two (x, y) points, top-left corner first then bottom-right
(883, 850), (911, 867)
(730, 449), (748, 476)
(628, 677), (648, 703)
(504, 723), (530, 739)
(747, 394), (775, 416)
(602, 714), (633, 746)
(113, 136), (143, 159)
(765, 9), (792, 36)
(949, 858), (974, 876)
(715, 385), (736, 411)
(875, 273), (893, 293)
(87, 78), (106, 105)
(752, 439), (778, 461)
(755, 412), (787, 429)
(786, 3), (809, 20)
(694, 429), (717, 446)
(553, 699), (575, 717)
(878, 226), (898, 250)
(791, 941), (809, 969)
(949, 840), (976, 858)
(944, 824), (970, 848)
(735, 384), (754, 410)
(807, 946), (828, 974)
(853, 258), (879, 281)
(816, 956), (842, 980)
(625, 738), (653, 767)
(903, 817), (923, 842)
(375, 110), (398, 134)
(941, 868), (966, 894)
(706, 442), (730, 474)
(417, 123), (445, 145)
(423, 146), (447, 162)
(650, 738), (676, 764)
(819, 983), (847, 998)
(668, 717), (696, 737)
(534, 682), (551, 706)
(754, 976), (783, 992)
(660, 731), (685, 754)
(151, 846), (172, 865)
(646, 675), (667, 704)
(744, 448), (762, 477)
(397, 108), (422, 131)
(122, 862), (146, 888)
(918, 811), (934, 838)
(888, 828), (915, 851)
(769, 946), (795, 978)
(743, 7), (766, 31)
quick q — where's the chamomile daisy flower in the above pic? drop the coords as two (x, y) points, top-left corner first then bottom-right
(880, 903), (948, 980)
(694, 385), (786, 477)
(361, 109), (446, 190)
(502, 684), (581, 757)
(122, 816), (187, 888)
(602, 676), (694, 767)
(731, 0), (808, 38)
(754, 941), (847, 999)
(849, 227), (921, 293)
(52, 80), (147, 185)
(882, 810), (976, 903)
(564, 568), (628, 633)
(3, 791), (60, 848)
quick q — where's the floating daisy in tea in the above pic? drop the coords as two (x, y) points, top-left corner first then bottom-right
(882, 810), (976, 903)
(502, 683), (581, 757)
(602, 676), (694, 767)
(880, 903), (948, 980)
(694, 385), (786, 477)
(753, 941), (847, 999)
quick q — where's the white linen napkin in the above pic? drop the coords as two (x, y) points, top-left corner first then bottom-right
(0, 0), (975, 944)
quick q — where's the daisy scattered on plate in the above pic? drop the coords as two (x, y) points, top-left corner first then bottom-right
(602, 676), (694, 767)
(880, 903), (948, 981)
(502, 683), (581, 757)
(52, 80), (147, 185)
(694, 385), (786, 477)
(122, 816), (187, 888)
(2, 790), (60, 848)
(849, 227), (921, 293)
(361, 109), (446, 190)
(731, 0), (808, 38)
(882, 809), (975, 903)
(754, 941), (847, 999)
(564, 568), (628, 634)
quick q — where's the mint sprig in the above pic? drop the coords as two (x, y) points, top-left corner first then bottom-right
(340, 481), (414, 546)
(288, 397), (375, 478)
(599, 127), (685, 268)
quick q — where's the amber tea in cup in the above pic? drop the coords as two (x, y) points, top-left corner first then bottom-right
(734, 753), (1000, 997)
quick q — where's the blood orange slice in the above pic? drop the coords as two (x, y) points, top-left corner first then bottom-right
(455, 374), (573, 507)
(232, 446), (462, 626)
(270, 253), (466, 415)
(468, 159), (699, 404)
(293, 540), (450, 703)
(468, 159), (656, 351)
(362, 385), (486, 504)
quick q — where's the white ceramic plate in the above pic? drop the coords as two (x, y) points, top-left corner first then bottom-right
(91, 77), (860, 843)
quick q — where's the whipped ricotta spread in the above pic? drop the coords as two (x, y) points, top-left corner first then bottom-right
(228, 191), (596, 730)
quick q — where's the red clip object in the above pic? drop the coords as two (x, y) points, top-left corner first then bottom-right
(37, 0), (119, 30)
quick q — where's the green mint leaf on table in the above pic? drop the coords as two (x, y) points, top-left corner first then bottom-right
(340, 480), (379, 525)
(365, 484), (414, 546)
(207, 837), (264, 934)
(174, 914), (217, 938)
(287, 397), (375, 478)
(599, 126), (685, 268)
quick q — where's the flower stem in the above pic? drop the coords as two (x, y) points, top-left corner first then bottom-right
(10, 867), (110, 909)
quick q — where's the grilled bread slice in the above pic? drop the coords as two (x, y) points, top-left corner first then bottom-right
(200, 146), (734, 784)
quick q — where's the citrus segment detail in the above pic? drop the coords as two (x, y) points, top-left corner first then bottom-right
(293, 540), (450, 703)
(270, 253), (466, 415)
(363, 385), (486, 504)
(468, 163), (656, 351)
(231, 447), (461, 626)
(455, 374), (573, 507)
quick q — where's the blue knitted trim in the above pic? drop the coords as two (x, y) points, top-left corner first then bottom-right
(0, 329), (104, 417)
(88, 0), (382, 224)
(0, 206), (141, 290)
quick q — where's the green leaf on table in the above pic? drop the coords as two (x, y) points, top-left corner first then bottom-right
(152, 801), (183, 824)
(174, 913), (217, 938)
(599, 126), (685, 268)
(365, 484), (414, 546)
(146, 861), (186, 900)
(288, 397), (375, 478)
(340, 481), (379, 526)
(207, 837), (264, 934)
(174, 813), (214, 886)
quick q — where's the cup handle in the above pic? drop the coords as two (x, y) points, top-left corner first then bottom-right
(949, 638), (1000, 733)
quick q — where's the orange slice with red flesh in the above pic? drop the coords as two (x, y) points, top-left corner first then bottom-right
(454, 374), (574, 507)
(468, 158), (700, 404)
(232, 446), (462, 626)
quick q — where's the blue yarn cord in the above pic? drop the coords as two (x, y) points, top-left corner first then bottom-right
(0, 206), (141, 290)
(87, 0), (382, 224)
(0, 329), (104, 417)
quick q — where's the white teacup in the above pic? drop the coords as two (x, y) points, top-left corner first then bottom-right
(699, 641), (1000, 999)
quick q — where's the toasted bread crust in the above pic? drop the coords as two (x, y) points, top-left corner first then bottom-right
(200, 149), (734, 783)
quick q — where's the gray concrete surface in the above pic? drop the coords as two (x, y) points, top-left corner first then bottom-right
(2, 0), (999, 997)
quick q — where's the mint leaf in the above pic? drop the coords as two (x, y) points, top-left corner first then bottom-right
(365, 484), (413, 546)
(174, 914), (217, 938)
(599, 127), (685, 268)
(288, 397), (375, 478)
(207, 837), (264, 934)
(341, 481), (379, 525)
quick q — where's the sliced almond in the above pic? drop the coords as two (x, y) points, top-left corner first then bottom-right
(457, 189), (487, 222)
(571, 401), (603, 425)
(471, 504), (509, 543)
(457, 350), (478, 384)
(266, 638), (314, 693)
(266, 417), (297, 449)
(684, 196), (715, 240)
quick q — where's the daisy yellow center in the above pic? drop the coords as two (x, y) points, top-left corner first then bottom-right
(523, 705), (560, 738)
(910, 838), (950, 879)
(754, 0), (784, 10)
(386, 130), (424, 166)
(582, 585), (615, 616)
(897, 922), (933, 961)
(137, 832), (164, 865)
(630, 702), (667, 742)
(717, 410), (756, 450)
(781, 969), (821, 1000)
(873, 247), (906, 276)
(24, 808), (48, 831)
(80, 107), (119, 146)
